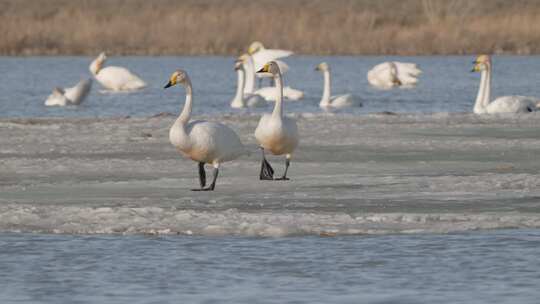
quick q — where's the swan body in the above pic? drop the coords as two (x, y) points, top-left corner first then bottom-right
(230, 60), (267, 108)
(254, 86), (304, 102)
(254, 61), (299, 180)
(316, 62), (362, 108)
(90, 52), (146, 91)
(239, 54), (304, 101)
(165, 69), (245, 191)
(472, 55), (540, 114)
(44, 79), (92, 106)
(248, 41), (293, 72)
(367, 61), (422, 89)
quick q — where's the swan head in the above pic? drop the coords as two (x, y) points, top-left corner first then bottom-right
(315, 62), (330, 72)
(164, 70), (188, 88)
(257, 61), (281, 76)
(472, 55), (491, 72)
(248, 41), (265, 54)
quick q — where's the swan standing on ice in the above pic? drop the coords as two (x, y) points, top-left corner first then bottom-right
(471, 55), (540, 114)
(239, 54), (304, 101)
(367, 61), (422, 89)
(254, 62), (299, 180)
(230, 59), (267, 108)
(247, 41), (293, 72)
(89, 52), (146, 91)
(315, 62), (362, 109)
(164, 69), (246, 191)
(45, 79), (92, 106)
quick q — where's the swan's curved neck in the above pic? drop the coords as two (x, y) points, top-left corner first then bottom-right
(178, 77), (193, 124)
(243, 56), (256, 94)
(474, 65), (491, 113)
(89, 57), (103, 75)
(233, 68), (245, 105)
(320, 70), (332, 106)
(272, 71), (284, 118)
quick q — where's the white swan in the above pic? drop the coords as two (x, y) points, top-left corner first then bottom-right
(164, 69), (246, 191)
(248, 41), (293, 72)
(254, 61), (299, 180)
(44, 79), (92, 106)
(315, 62), (362, 109)
(239, 54), (304, 101)
(230, 59), (267, 108)
(367, 61), (422, 89)
(89, 52), (146, 91)
(472, 55), (540, 114)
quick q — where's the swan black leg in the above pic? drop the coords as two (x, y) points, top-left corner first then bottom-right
(198, 162), (206, 188)
(275, 158), (290, 181)
(193, 166), (219, 191)
(260, 148), (274, 180)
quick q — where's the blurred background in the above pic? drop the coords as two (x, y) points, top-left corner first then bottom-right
(2, 0), (540, 56)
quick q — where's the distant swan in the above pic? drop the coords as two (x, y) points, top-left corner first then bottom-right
(248, 41), (293, 72)
(240, 54), (304, 101)
(472, 55), (540, 114)
(164, 69), (246, 191)
(315, 62), (362, 108)
(230, 59), (267, 108)
(367, 61), (421, 89)
(89, 52), (146, 91)
(45, 79), (92, 106)
(254, 61), (299, 180)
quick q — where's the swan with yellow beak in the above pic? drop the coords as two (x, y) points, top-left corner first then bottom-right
(254, 61), (299, 180)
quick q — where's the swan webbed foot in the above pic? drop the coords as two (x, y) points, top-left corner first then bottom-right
(192, 167), (219, 191)
(198, 162), (206, 188)
(259, 148), (274, 180)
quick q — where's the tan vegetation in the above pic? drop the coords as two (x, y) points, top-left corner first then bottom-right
(1, 0), (540, 55)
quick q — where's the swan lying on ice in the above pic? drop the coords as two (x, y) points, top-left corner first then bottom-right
(471, 54), (540, 114)
(89, 52), (146, 91)
(367, 61), (422, 89)
(45, 79), (92, 106)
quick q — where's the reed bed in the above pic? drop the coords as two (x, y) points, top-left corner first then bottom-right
(1, 0), (540, 55)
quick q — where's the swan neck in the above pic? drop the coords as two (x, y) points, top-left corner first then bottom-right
(179, 77), (193, 124)
(243, 56), (256, 94)
(89, 57), (103, 75)
(474, 67), (491, 113)
(271, 71), (284, 118)
(483, 64), (492, 108)
(320, 70), (332, 106)
(233, 68), (245, 105)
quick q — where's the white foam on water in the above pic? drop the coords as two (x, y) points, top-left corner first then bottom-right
(1, 204), (539, 236)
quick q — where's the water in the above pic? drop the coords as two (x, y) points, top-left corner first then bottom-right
(2, 56), (540, 117)
(2, 56), (540, 303)
(1, 230), (539, 304)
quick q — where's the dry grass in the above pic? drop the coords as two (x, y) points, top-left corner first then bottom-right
(1, 0), (540, 55)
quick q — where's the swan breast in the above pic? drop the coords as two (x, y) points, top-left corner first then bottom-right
(255, 114), (298, 155)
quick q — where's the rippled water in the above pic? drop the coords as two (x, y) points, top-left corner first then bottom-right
(2, 55), (540, 117)
(1, 230), (539, 304)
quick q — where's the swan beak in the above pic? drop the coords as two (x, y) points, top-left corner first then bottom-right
(164, 81), (173, 89)
(257, 64), (270, 73)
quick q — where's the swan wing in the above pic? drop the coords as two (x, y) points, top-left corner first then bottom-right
(252, 49), (293, 71)
(330, 94), (362, 108)
(96, 66), (146, 91)
(245, 94), (268, 107)
(185, 120), (246, 163)
(367, 63), (395, 89)
(486, 96), (540, 114)
(255, 86), (304, 101)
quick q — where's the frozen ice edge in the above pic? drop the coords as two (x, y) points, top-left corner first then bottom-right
(1, 205), (540, 237)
